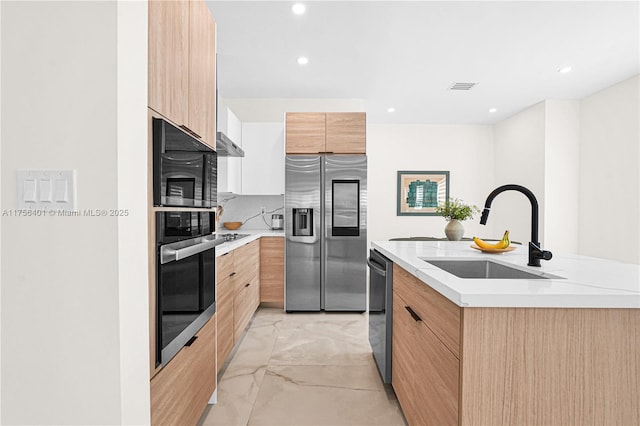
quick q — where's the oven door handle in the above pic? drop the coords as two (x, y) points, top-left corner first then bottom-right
(160, 237), (225, 264)
(367, 257), (387, 277)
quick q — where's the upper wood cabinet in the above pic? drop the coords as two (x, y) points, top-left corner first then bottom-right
(188, 0), (216, 147)
(285, 112), (366, 154)
(325, 112), (366, 154)
(148, 0), (216, 148)
(285, 112), (326, 153)
(148, 0), (189, 127)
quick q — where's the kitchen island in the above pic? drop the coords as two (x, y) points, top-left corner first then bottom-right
(371, 240), (639, 426)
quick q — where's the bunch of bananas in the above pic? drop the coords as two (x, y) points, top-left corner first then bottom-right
(473, 230), (510, 249)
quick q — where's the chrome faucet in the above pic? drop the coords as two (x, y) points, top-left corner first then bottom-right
(479, 184), (552, 267)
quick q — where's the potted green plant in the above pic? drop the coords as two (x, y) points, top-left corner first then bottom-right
(435, 197), (480, 241)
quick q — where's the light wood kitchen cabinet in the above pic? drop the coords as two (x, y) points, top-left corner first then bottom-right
(285, 112), (326, 153)
(325, 112), (366, 154)
(259, 237), (284, 307)
(150, 314), (217, 426)
(392, 263), (640, 426)
(188, 0), (216, 146)
(285, 112), (366, 154)
(393, 292), (459, 426)
(148, 0), (189, 127)
(233, 240), (260, 341)
(215, 239), (261, 371)
(216, 251), (235, 373)
(148, 0), (216, 148)
(392, 264), (459, 426)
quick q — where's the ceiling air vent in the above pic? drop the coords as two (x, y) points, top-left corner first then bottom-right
(448, 82), (478, 91)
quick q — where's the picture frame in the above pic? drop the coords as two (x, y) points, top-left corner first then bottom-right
(397, 170), (450, 216)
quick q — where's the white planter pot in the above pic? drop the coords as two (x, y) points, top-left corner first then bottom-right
(445, 219), (464, 241)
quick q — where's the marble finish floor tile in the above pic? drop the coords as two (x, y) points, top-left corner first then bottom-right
(269, 313), (373, 366)
(200, 308), (406, 426)
(248, 364), (405, 426)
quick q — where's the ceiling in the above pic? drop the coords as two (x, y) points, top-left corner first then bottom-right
(208, 1), (639, 124)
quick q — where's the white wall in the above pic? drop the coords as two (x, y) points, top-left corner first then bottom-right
(544, 100), (580, 253)
(116, 1), (151, 424)
(579, 76), (640, 264)
(1, 1), (149, 423)
(490, 103), (547, 246)
(367, 124), (495, 243)
(222, 98), (364, 122)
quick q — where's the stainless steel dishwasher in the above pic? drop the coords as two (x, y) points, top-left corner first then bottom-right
(367, 249), (393, 383)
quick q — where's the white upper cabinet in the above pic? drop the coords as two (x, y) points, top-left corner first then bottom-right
(241, 123), (285, 195)
(217, 106), (242, 194)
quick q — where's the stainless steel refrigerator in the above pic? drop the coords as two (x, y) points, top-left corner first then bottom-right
(285, 155), (367, 311)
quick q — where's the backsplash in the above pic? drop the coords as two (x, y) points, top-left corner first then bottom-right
(218, 194), (284, 230)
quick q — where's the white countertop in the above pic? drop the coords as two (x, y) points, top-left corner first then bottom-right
(371, 240), (640, 309)
(216, 228), (284, 256)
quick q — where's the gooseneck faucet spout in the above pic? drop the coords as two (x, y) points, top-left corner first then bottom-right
(480, 184), (552, 267)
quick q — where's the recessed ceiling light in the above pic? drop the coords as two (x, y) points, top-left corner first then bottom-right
(297, 56), (309, 65)
(387, 107), (395, 113)
(291, 3), (305, 15)
(558, 66), (572, 74)
(489, 108), (497, 113)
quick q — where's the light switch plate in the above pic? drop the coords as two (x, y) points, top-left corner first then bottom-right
(16, 170), (77, 210)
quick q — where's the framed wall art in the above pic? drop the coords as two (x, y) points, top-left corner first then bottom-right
(397, 170), (450, 216)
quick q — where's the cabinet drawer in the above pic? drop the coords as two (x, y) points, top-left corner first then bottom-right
(394, 292), (459, 426)
(234, 240), (259, 278)
(392, 292), (421, 426)
(217, 276), (234, 372)
(393, 264), (460, 358)
(233, 273), (259, 340)
(151, 314), (217, 425)
(217, 251), (235, 281)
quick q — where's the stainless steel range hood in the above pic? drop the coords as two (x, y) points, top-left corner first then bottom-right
(216, 131), (244, 157)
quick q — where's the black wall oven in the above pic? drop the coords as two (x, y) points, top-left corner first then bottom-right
(156, 211), (224, 367)
(153, 118), (217, 208)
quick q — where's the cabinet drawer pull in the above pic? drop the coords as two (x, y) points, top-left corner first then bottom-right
(184, 336), (198, 347)
(221, 253), (229, 257)
(245, 283), (250, 288)
(229, 272), (237, 277)
(405, 306), (422, 322)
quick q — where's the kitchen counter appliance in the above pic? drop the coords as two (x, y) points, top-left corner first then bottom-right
(156, 211), (225, 367)
(368, 249), (393, 383)
(153, 117), (217, 208)
(271, 214), (284, 230)
(285, 155), (367, 311)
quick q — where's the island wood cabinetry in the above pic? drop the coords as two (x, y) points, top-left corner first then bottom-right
(150, 314), (217, 426)
(392, 263), (640, 426)
(216, 239), (261, 371)
(285, 112), (366, 154)
(148, 0), (216, 148)
(259, 237), (285, 307)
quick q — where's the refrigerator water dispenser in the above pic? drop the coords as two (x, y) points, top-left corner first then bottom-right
(293, 208), (313, 236)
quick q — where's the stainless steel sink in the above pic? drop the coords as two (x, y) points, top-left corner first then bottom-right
(422, 259), (563, 280)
